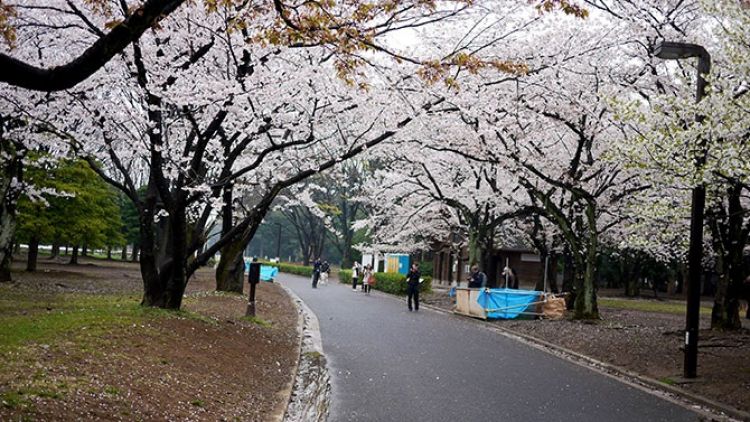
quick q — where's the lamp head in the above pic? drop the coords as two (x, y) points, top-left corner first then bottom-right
(653, 41), (705, 60)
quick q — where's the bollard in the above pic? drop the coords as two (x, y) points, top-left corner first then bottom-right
(246, 262), (261, 317)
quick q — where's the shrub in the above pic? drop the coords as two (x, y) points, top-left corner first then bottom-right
(418, 261), (433, 277)
(339, 269), (352, 284)
(371, 273), (432, 295)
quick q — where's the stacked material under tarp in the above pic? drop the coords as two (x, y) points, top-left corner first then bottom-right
(477, 288), (542, 319)
(541, 296), (566, 320)
(260, 265), (279, 281)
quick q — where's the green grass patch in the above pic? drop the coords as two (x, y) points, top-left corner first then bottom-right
(0, 286), (215, 354)
(0, 386), (62, 410)
(599, 298), (712, 316)
(190, 399), (204, 407)
(659, 377), (676, 386)
(1, 390), (33, 409)
(103, 386), (121, 396)
(0, 293), (142, 353)
(240, 316), (272, 327)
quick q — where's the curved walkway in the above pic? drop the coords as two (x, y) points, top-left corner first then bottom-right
(278, 273), (700, 422)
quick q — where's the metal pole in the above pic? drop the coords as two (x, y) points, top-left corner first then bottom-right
(276, 223), (282, 260)
(684, 51), (710, 379)
(504, 257), (509, 289)
(246, 262), (261, 317)
(543, 255), (549, 293)
(246, 280), (257, 317)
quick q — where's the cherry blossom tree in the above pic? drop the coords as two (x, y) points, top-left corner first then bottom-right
(0, 0), (586, 91)
(0, 0), (452, 306)
(614, 0), (750, 327)
(277, 162), (369, 267)
(355, 1), (701, 318)
(359, 140), (531, 285)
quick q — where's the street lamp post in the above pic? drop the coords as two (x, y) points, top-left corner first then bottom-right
(276, 223), (282, 261)
(653, 41), (711, 379)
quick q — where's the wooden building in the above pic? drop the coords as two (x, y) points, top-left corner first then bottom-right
(432, 244), (545, 289)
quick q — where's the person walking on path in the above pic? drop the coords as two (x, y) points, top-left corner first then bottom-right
(351, 262), (361, 291)
(406, 263), (421, 311)
(312, 258), (321, 288)
(363, 264), (373, 295)
(320, 260), (330, 285)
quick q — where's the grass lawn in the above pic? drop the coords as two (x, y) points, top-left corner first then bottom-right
(1, 258), (300, 420)
(598, 297), (712, 316)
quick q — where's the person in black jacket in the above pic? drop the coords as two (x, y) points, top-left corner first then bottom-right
(406, 263), (421, 312)
(312, 258), (321, 288)
(467, 265), (487, 288)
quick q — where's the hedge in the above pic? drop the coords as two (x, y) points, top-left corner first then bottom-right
(262, 262), (313, 277)
(374, 272), (432, 295)
(339, 269), (353, 283)
(271, 263), (432, 295)
(340, 271), (432, 295)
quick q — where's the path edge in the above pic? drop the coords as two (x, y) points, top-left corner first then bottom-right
(278, 282), (331, 422)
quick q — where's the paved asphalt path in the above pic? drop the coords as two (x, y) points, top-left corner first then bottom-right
(279, 273), (700, 422)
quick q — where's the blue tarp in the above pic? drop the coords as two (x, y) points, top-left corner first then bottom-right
(243, 261), (278, 281)
(477, 288), (541, 319)
(260, 265), (278, 281)
(260, 265), (279, 281)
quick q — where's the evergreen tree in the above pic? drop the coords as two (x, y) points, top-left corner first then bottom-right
(16, 158), (124, 269)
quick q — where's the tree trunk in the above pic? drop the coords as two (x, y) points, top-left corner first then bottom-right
(131, 244), (140, 262)
(467, 227), (480, 268)
(69, 245), (79, 265)
(676, 263), (686, 295)
(106, 246), (112, 260)
(215, 183), (245, 293)
(561, 248), (575, 309)
(302, 244), (311, 266)
(216, 239), (245, 293)
(710, 183), (746, 330)
(0, 142), (23, 282)
(121, 245), (128, 261)
(572, 249), (599, 320)
(486, 252), (499, 288)
(155, 217), (172, 269)
(625, 276), (640, 297)
(26, 236), (39, 272)
(340, 229), (353, 269)
(573, 209), (599, 320)
(49, 242), (60, 259)
(81, 244), (88, 257)
(0, 209), (16, 282)
(64, 245), (69, 255)
(139, 202), (190, 309)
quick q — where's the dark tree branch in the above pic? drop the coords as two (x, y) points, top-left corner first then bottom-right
(0, 0), (187, 91)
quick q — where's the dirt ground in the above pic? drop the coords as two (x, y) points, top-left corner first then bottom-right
(421, 289), (750, 415)
(0, 256), (300, 421)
